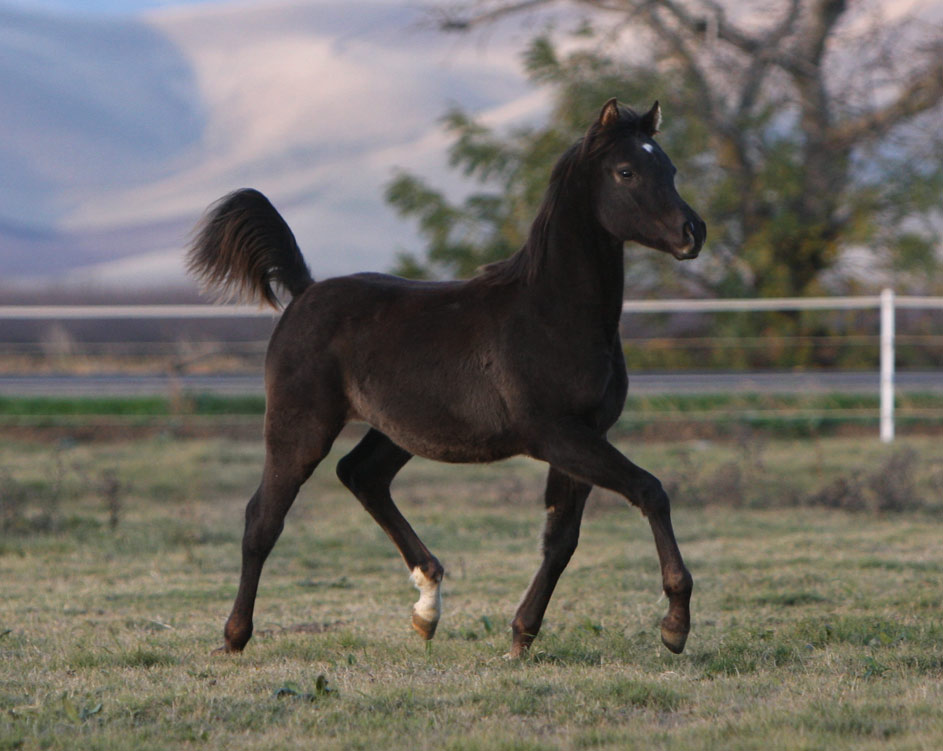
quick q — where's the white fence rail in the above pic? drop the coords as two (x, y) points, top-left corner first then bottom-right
(0, 304), (274, 320)
(620, 289), (943, 443)
(2, 289), (942, 442)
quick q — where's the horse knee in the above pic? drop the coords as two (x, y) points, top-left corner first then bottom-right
(335, 453), (357, 491)
(636, 475), (670, 517)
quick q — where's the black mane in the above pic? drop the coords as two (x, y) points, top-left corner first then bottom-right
(478, 105), (645, 287)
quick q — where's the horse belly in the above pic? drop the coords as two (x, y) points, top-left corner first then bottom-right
(349, 379), (520, 464)
(388, 426), (519, 464)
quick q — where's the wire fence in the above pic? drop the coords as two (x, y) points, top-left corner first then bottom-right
(1, 291), (941, 441)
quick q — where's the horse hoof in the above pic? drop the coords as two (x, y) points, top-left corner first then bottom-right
(660, 626), (688, 654)
(211, 644), (242, 656)
(411, 612), (438, 640)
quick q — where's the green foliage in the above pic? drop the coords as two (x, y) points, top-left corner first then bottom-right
(0, 396), (169, 416)
(0, 394), (265, 417)
(386, 34), (691, 281)
(385, 26), (943, 312)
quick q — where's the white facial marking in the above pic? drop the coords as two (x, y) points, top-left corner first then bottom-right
(642, 143), (655, 154)
(410, 566), (441, 623)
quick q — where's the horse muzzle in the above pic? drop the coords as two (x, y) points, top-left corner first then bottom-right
(671, 219), (706, 260)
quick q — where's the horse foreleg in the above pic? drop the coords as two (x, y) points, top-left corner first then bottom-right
(531, 423), (693, 654)
(645, 499), (691, 653)
(509, 467), (591, 657)
(336, 429), (445, 640)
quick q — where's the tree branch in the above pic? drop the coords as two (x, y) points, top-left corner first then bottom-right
(795, 0), (846, 65)
(829, 55), (943, 148)
(631, 1), (723, 126)
(736, 0), (801, 117)
(656, 0), (761, 55)
(437, 0), (556, 31)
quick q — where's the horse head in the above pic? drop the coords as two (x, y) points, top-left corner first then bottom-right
(585, 99), (706, 260)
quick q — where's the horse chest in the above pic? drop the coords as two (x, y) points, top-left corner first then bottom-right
(521, 341), (622, 418)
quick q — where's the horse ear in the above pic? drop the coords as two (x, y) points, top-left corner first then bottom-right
(598, 98), (621, 129)
(640, 101), (662, 136)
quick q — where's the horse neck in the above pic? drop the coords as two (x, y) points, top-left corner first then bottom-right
(528, 197), (626, 338)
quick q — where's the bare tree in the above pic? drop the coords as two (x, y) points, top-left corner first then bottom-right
(432, 0), (943, 296)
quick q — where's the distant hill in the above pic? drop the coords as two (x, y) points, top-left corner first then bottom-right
(4, 0), (939, 289)
(0, 0), (542, 287)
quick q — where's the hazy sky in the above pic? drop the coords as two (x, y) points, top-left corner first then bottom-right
(7, 0), (225, 15)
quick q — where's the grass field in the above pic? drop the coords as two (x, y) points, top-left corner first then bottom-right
(1, 432), (942, 750)
(3, 392), (943, 439)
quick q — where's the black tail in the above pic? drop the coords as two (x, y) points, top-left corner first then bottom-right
(187, 189), (314, 308)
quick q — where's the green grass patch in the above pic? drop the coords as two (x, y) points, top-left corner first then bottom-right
(4, 391), (943, 417)
(0, 394), (266, 417)
(617, 391), (943, 438)
(3, 392), (943, 441)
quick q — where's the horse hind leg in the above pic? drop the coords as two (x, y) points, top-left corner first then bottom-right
(218, 408), (342, 654)
(509, 468), (591, 657)
(336, 429), (445, 640)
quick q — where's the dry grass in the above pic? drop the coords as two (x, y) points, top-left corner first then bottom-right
(1, 434), (942, 750)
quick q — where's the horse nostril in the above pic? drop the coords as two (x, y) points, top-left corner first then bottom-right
(675, 221), (701, 260)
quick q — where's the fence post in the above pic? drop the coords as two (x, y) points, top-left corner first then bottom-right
(879, 288), (895, 443)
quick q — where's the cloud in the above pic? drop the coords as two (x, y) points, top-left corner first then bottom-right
(1, 0), (539, 284)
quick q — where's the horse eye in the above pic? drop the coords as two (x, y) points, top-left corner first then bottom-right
(618, 168), (634, 180)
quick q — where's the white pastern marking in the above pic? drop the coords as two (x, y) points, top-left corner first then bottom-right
(642, 142), (655, 154)
(410, 567), (441, 623)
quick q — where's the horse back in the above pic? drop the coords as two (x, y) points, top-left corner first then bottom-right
(265, 272), (625, 461)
